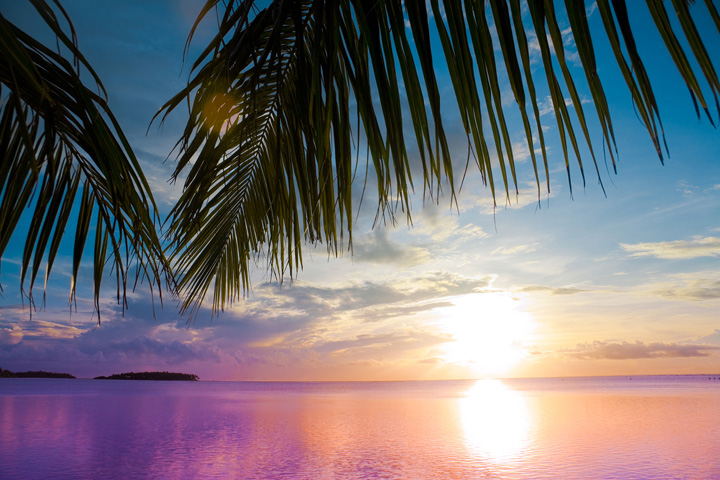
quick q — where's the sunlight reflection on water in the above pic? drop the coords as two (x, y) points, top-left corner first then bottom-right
(459, 379), (531, 461)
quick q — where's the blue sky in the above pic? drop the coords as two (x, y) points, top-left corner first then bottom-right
(1, 0), (719, 380)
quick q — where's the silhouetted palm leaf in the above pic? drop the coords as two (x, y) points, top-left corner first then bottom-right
(0, 0), (172, 319)
(161, 0), (719, 316)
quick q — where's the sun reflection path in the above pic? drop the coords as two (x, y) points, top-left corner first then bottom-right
(458, 379), (532, 462)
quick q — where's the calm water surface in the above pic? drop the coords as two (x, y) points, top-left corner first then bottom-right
(1, 376), (719, 479)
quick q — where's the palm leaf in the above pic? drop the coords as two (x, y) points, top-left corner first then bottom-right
(0, 0), (172, 319)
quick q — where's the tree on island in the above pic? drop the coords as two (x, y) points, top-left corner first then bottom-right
(0, 367), (75, 378)
(94, 371), (199, 381)
(1, 0), (718, 317)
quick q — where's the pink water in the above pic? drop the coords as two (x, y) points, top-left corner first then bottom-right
(1, 376), (719, 479)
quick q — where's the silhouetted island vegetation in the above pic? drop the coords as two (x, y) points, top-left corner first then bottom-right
(93, 371), (199, 381)
(0, 367), (75, 379)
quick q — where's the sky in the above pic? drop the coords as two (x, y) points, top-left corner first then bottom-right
(1, 0), (719, 381)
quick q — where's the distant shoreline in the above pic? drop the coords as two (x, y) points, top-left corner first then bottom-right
(1, 367), (199, 381)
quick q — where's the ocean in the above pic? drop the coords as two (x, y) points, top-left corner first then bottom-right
(1, 375), (719, 479)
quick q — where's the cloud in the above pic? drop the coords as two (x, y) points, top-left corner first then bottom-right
(213, 271), (493, 361)
(536, 95), (591, 117)
(468, 181), (554, 215)
(0, 319), (87, 341)
(586, 2), (598, 16)
(0, 270), (496, 378)
(510, 140), (531, 162)
(135, 149), (185, 207)
(0, 325), (22, 345)
(559, 27), (580, 65)
(628, 270), (720, 302)
(491, 244), (537, 256)
(676, 180), (699, 197)
(537, 95), (571, 116)
(696, 330), (720, 345)
(252, 271), (494, 321)
(315, 330), (451, 356)
(537, 96), (556, 117)
(654, 279), (720, 301)
(565, 340), (720, 360)
(518, 285), (586, 295)
(351, 230), (431, 266)
(621, 236), (720, 259)
(78, 334), (222, 364)
(410, 205), (489, 242)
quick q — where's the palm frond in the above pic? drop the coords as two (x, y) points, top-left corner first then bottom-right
(161, 0), (720, 316)
(0, 0), (172, 319)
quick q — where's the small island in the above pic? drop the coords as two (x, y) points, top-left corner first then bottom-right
(0, 367), (76, 379)
(93, 371), (199, 381)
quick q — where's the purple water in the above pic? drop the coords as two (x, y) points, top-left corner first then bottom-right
(1, 376), (719, 479)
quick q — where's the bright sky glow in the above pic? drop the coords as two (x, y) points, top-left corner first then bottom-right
(0, 0), (719, 381)
(437, 293), (535, 377)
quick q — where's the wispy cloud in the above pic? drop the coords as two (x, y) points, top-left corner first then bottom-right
(492, 244), (537, 256)
(627, 270), (720, 302)
(621, 236), (720, 259)
(559, 27), (580, 65)
(468, 181), (553, 215)
(565, 340), (720, 360)
(654, 279), (720, 301)
(2, 320), (86, 342)
(518, 285), (586, 295)
(586, 2), (598, 16)
(315, 330), (451, 356)
(536, 95), (590, 116)
(136, 150), (185, 208)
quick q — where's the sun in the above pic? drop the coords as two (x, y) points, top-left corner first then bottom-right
(436, 292), (535, 377)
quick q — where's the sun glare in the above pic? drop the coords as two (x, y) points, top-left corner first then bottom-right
(437, 292), (535, 377)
